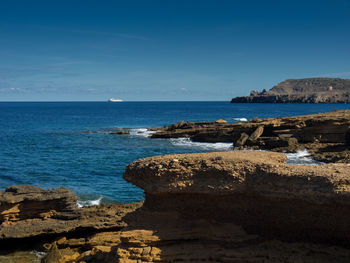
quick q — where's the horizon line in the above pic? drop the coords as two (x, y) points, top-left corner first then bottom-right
(0, 100), (231, 103)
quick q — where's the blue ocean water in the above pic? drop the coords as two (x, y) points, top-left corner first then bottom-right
(0, 102), (349, 204)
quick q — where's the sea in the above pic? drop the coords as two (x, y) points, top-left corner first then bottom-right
(0, 102), (349, 205)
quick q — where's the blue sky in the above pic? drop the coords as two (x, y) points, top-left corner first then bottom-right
(0, 0), (349, 101)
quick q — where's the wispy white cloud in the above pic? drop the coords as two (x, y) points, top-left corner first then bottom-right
(321, 72), (350, 77)
(56, 27), (151, 41)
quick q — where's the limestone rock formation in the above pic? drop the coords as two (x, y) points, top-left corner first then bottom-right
(40, 151), (350, 262)
(0, 185), (141, 240)
(0, 185), (77, 223)
(150, 110), (350, 163)
(3, 150), (350, 262)
(231, 78), (350, 103)
(116, 151), (350, 262)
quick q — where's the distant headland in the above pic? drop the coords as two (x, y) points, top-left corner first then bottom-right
(231, 78), (350, 103)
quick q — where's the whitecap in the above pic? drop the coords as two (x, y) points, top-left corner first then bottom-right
(129, 128), (156, 137)
(170, 137), (233, 151)
(232, 118), (248, 122)
(285, 150), (322, 165)
(77, 196), (103, 208)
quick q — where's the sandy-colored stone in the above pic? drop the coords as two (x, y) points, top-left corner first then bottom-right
(0, 185), (142, 240)
(124, 151), (350, 202)
(151, 110), (350, 163)
(120, 150), (350, 262)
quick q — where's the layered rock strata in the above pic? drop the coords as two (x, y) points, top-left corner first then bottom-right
(3, 151), (349, 262)
(231, 78), (350, 103)
(150, 110), (350, 163)
(124, 151), (350, 244)
(0, 185), (141, 240)
(111, 151), (350, 262)
(40, 151), (350, 262)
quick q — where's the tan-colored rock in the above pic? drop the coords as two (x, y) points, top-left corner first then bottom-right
(0, 185), (142, 239)
(248, 125), (264, 141)
(124, 151), (350, 248)
(236, 132), (249, 146)
(124, 151), (350, 201)
(215, 119), (227, 123)
(40, 151), (350, 262)
(150, 110), (350, 163)
(43, 243), (80, 263)
(0, 185), (77, 223)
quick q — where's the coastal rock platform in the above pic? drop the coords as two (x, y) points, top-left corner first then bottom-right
(3, 151), (350, 262)
(114, 151), (350, 262)
(151, 110), (350, 163)
(0, 185), (141, 243)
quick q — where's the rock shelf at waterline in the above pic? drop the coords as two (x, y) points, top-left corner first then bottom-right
(148, 110), (350, 163)
(4, 150), (350, 262)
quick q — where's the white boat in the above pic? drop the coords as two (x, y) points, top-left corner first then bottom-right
(108, 98), (123, 102)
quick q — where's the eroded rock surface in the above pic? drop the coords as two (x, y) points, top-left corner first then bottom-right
(5, 151), (350, 262)
(41, 151), (350, 262)
(0, 185), (77, 223)
(0, 185), (141, 240)
(151, 110), (350, 163)
(113, 151), (350, 262)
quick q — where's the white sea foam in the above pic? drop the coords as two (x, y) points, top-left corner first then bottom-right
(170, 137), (233, 151)
(129, 128), (156, 137)
(30, 251), (47, 259)
(0, 251), (47, 263)
(77, 197), (103, 208)
(285, 149), (322, 165)
(232, 118), (248, 122)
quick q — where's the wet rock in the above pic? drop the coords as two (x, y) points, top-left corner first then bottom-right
(112, 131), (130, 135)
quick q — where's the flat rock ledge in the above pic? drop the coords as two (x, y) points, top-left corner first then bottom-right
(0, 185), (141, 240)
(150, 110), (350, 163)
(5, 151), (350, 262)
(80, 150), (350, 263)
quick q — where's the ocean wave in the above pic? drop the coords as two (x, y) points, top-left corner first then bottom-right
(129, 128), (156, 137)
(170, 137), (233, 151)
(77, 196), (103, 208)
(285, 149), (322, 165)
(232, 118), (248, 122)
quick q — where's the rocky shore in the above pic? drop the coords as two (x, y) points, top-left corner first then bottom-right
(1, 110), (350, 262)
(2, 150), (350, 262)
(231, 78), (350, 103)
(150, 110), (350, 163)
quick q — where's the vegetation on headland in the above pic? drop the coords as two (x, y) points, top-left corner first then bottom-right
(231, 78), (350, 103)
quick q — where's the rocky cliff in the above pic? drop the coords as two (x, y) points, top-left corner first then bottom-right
(115, 151), (350, 262)
(3, 151), (350, 262)
(231, 78), (350, 103)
